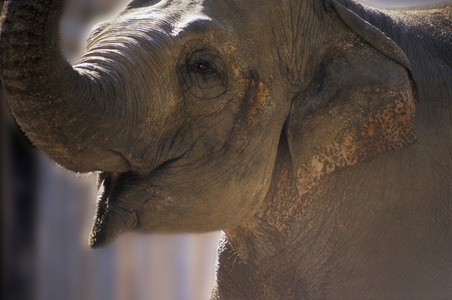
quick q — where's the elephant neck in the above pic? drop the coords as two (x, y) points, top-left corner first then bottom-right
(213, 134), (340, 298)
(214, 129), (450, 299)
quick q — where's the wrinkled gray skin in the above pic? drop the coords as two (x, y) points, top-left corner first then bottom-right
(1, 0), (451, 298)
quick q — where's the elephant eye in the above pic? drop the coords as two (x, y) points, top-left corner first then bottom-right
(190, 61), (213, 73)
(179, 49), (227, 100)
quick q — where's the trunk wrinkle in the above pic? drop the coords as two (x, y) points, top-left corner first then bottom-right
(0, 0), (129, 172)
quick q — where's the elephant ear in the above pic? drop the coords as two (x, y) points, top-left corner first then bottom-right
(286, 0), (417, 195)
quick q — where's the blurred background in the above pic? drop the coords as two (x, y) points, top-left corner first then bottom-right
(1, 0), (448, 300)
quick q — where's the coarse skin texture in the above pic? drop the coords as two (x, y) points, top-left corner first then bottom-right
(0, 0), (451, 299)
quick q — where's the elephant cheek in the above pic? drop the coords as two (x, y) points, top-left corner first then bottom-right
(242, 78), (273, 127)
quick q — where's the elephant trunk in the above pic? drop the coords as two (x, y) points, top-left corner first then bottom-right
(0, 0), (130, 172)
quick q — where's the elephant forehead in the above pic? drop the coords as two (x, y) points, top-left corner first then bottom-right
(87, 0), (212, 45)
(123, 0), (211, 33)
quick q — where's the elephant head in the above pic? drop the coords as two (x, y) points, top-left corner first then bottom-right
(0, 0), (417, 249)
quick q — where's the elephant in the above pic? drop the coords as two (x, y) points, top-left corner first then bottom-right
(1, 0), (451, 298)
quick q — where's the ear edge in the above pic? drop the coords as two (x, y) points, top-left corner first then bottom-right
(325, 0), (419, 109)
(325, 0), (412, 72)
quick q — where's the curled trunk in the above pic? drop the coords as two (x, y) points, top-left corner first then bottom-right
(0, 0), (130, 172)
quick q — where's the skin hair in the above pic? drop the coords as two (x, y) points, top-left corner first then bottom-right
(1, 0), (451, 298)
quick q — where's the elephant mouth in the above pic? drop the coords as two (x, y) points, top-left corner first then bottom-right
(96, 171), (129, 214)
(96, 170), (144, 214)
(97, 171), (121, 203)
(96, 154), (185, 203)
(91, 155), (186, 247)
